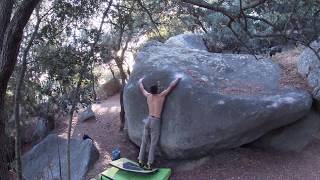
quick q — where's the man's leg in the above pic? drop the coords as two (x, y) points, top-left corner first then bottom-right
(138, 118), (150, 164)
(147, 118), (161, 165)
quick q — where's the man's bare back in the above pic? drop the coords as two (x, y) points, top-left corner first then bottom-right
(146, 94), (166, 118)
(139, 77), (181, 118)
(138, 77), (180, 168)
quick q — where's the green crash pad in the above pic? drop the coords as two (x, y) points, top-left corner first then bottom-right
(101, 167), (171, 180)
(101, 158), (171, 180)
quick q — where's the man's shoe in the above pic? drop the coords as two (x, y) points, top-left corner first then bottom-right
(144, 163), (152, 170)
(138, 161), (144, 168)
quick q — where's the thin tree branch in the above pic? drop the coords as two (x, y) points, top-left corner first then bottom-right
(243, 0), (268, 11)
(0, 1), (14, 55)
(227, 20), (259, 60)
(181, 0), (235, 19)
(135, 0), (163, 38)
(14, 4), (42, 179)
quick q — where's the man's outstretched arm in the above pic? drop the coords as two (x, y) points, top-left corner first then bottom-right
(160, 78), (181, 96)
(139, 78), (150, 97)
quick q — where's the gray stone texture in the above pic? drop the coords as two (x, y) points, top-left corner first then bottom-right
(32, 117), (49, 142)
(22, 134), (99, 180)
(124, 40), (312, 159)
(250, 110), (320, 152)
(297, 40), (320, 100)
(78, 106), (95, 122)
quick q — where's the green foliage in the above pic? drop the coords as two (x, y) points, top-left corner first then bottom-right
(7, 0), (320, 118)
(175, 0), (320, 53)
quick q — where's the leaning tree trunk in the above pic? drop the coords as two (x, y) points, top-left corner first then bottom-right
(114, 58), (127, 131)
(119, 87), (125, 130)
(90, 63), (97, 101)
(13, 7), (41, 179)
(0, 87), (8, 179)
(109, 63), (116, 79)
(0, 1), (14, 178)
(114, 35), (131, 131)
(0, 0), (41, 178)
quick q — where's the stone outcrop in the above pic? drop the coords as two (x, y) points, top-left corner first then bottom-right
(22, 134), (99, 180)
(124, 38), (312, 159)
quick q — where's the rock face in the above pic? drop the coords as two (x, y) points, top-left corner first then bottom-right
(78, 106), (95, 122)
(22, 134), (99, 180)
(250, 110), (320, 152)
(165, 33), (207, 51)
(98, 78), (122, 100)
(297, 40), (320, 100)
(124, 39), (312, 159)
(32, 117), (49, 142)
(7, 116), (51, 144)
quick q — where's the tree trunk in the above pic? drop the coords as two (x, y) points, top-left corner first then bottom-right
(67, 103), (76, 180)
(66, 2), (113, 179)
(109, 63), (116, 79)
(119, 87), (125, 130)
(0, 1), (14, 53)
(0, 86), (9, 180)
(14, 69), (24, 180)
(0, 0), (41, 178)
(114, 31), (131, 131)
(13, 7), (41, 179)
(114, 58), (127, 131)
(91, 64), (97, 101)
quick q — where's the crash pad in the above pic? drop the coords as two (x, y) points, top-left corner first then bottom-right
(101, 166), (171, 180)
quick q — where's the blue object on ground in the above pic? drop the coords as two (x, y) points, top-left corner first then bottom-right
(112, 147), (121, 160)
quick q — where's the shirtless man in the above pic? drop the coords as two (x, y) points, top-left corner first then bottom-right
(138, 77), (181, 169)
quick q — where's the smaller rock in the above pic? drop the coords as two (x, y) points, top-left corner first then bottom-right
(269, 46), (283, 57)
(78, 106), (95, 122)
(32, 117), (49, 142)
(165, 33), (207, 51)
(250, 110), (320, 152)
(22, 134), (99, 180)
(297, 40), (320, 100)
(98, 78), (122, 100)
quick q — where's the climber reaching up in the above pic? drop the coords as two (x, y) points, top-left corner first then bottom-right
(137, 76), (181, 170)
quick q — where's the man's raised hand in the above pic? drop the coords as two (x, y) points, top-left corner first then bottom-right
(139, 77), (144, 83)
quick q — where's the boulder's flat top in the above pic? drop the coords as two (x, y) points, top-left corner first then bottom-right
(136, 41), (283, 96)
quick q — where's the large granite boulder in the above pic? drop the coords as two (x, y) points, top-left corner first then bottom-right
(249, 110), (320, 152)
(165, 33), (207, 51)
(124, 39), (312, 159)
(297, 40), (320, 100)
(22, 134), (99, 180)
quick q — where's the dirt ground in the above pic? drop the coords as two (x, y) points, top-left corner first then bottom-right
(271, 47), (311, 92)
(48, 48), (320, 179)
(51, 93), (320, 180)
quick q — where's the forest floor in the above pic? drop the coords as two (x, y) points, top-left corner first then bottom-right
(53, 93), (320, 180)
(50, 48), (320, 179)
